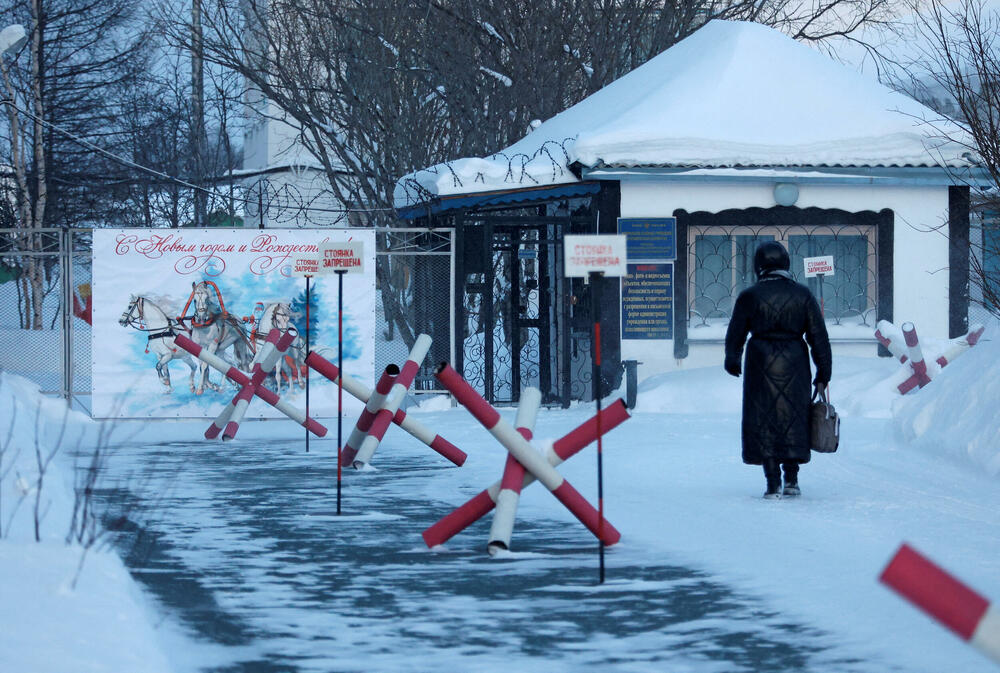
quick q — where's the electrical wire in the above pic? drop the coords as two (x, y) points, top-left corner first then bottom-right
(0, 97), (397, 217)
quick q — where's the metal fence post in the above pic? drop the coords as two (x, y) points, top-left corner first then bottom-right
(61, 226), (73, 402)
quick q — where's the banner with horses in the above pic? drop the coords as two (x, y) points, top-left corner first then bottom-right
(92, 228), (376, 418)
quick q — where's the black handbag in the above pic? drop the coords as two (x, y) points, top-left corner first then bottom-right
(810, 386), (840, 453)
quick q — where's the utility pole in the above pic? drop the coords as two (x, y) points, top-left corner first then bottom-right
(191, 0), (206, 227)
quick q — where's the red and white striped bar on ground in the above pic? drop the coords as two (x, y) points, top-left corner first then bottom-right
(898, 322), (932, 394)
(881, 543), (1000, 664)
(205, 328), (285, 439)
(422, 399), (630, 548)
(340, 365), (398, 466)
(487, 387), (541, 555)
(221, 330), (297, 441)
(875, 320), (908, 363)
(351, 334), (432, 468)
(937, 324), (985, 368)
(174, 333), (327, 438)
(435, 363), (620, 546)
(305, 350), (466, 466)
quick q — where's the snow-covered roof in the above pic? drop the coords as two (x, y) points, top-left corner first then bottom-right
(395, 19), (975, 208)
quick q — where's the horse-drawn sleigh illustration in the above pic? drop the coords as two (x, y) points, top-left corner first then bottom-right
(119, 280), (308, 396)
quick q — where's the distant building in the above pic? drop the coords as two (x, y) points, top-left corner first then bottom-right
(397, 20), (991, 392)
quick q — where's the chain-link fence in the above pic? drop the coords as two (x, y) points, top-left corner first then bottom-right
(0, 226), (456, 414)
(0, 227), (92, 410)
(375, 228), (454, 394)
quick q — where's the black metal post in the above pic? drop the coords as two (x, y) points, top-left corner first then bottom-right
(336, 269), (346, 514)
(589, 270), (605, 584)
(305, 275), (311, 453)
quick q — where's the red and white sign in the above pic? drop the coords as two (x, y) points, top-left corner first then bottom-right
(290, 255), (320, 277)
(564, 234), (628, 278)
(803, 255), (835, 278)
(321, 241), (365, 273)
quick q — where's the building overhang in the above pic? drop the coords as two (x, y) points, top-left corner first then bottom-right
(580, 165), (994, 188)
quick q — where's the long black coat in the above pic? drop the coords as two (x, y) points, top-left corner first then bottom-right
(724, 273), (832, 465)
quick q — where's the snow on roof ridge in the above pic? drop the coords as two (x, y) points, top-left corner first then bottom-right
(395, 19), (975, 207)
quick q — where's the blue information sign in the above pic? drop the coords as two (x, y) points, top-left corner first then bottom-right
(622, 263), (673, 340)
(618, 218), (676, 260)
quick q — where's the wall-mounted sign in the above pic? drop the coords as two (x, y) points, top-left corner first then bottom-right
(321, 241), (365, 273)
(564, 234), (628, 277)
(803, 255), (835, 278)
(622, 263), (673, 339)
(618, 218), (676, 260)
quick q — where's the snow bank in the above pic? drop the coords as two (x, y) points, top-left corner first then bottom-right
(629, 355), (900, 418)
(893, 335), (1000, 476)
(0, 371), (174, 673)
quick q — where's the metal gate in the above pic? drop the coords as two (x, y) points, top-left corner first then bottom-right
(455, 214), (593, 406)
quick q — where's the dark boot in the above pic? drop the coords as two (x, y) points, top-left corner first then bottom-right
(763, 459), (781, 499)
(782, 462), (800, 497)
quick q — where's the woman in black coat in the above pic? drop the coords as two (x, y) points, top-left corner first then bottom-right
(724, 241), (833, 499)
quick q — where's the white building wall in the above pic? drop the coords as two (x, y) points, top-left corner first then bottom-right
(618, 179), (951, 380)
(243, 100), (314, 171)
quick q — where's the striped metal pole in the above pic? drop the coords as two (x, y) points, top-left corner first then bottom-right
(937, 324), (985, 368)
(351, 334), (432, 468)
(874, 320), (908, 363)
(435, 363), (620, 546)
(175, 333), (327, 437)
(898, 322), (932, 394)
(486, 387), (541, 555)
(340, 365), (398, 467)
(422, 399), (630, 547)
(305, 350), (466, 466)
(881, 543), (1000, 664)
(223, 330), (294, 441)
(205, 328), (288, 439)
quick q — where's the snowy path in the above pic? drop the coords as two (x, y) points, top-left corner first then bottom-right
(97, 428), (853, 673)
(92, 394), (1000, 673)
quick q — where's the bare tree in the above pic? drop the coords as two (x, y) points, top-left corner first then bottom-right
(158, 0), (897, 345)
(0, 0), (150, 328)
(907, 0), (1000, 317)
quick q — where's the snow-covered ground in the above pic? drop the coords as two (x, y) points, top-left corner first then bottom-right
(2, 335), (1000, 672)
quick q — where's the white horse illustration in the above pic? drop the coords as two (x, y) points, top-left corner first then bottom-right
(250, 302), (306, 394)
(119, 295), (197, 393)
(180, 281), (252, 395)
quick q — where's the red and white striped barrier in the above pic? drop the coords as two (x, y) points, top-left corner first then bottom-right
(205, 329), (285, 439)
(435, 363), (620, 547)
(937, 324), (985, 368)
(339, 365), (399, 466)
(422, 399), (630, 548)
(174, 333), (327, 438)
(305, 349), (466, 467)
(351, 334), (432, 468)
(875, 319), (909, 364)
(487, 387), (541, 555)
(223, 330), (296, 441)
(898, 322), (932, 394)
(881, 543), (1000, 664)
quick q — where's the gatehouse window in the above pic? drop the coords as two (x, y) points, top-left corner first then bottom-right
(688, 223), (878, 338)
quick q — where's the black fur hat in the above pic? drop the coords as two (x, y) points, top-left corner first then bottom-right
(753, 241), (790, 279)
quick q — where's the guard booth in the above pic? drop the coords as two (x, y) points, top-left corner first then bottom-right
(397, 182), (623, 406)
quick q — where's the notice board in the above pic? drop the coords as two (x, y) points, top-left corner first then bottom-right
(622, 263), (673, 340)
